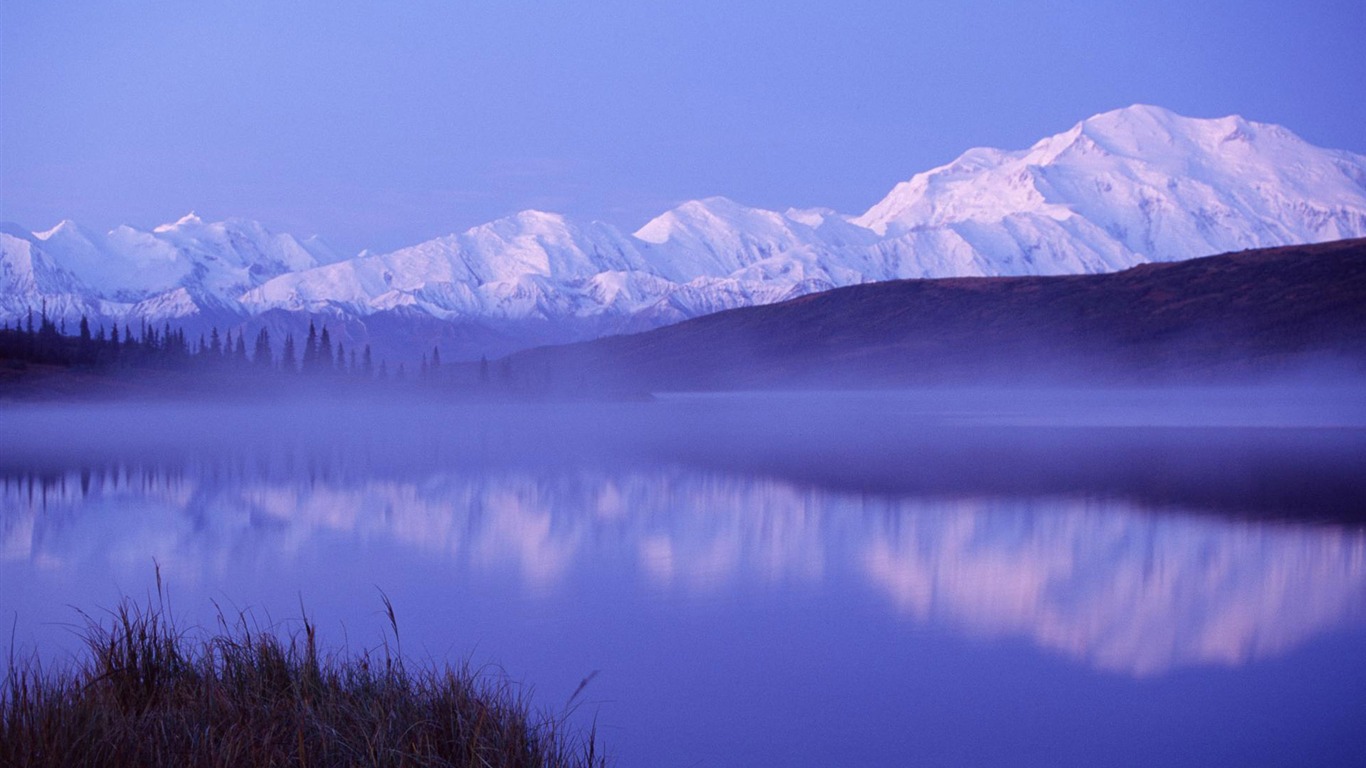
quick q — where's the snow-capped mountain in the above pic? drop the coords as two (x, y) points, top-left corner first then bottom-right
(855, 105), (1366, 273)
(1, 213), (338, 324)
(4, 105), (1365, 359)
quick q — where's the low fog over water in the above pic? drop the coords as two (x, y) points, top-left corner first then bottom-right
(6, 387), (1366, 518)
(4, 388), (1366, 766)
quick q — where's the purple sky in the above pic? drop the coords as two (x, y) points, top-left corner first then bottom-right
(3, 0), (1363, 255)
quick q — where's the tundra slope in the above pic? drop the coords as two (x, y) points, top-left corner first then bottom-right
(507, 238), (1366, 388)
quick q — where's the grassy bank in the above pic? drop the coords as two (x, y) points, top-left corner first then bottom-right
(2, 593), (604, 767)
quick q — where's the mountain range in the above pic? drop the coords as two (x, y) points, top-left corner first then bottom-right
(4, 104), (1365, 361)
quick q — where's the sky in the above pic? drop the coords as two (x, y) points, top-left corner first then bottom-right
(2, 0), (1364, 256)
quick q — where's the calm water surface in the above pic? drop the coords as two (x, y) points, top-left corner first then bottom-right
(3, 390), (1366, 766)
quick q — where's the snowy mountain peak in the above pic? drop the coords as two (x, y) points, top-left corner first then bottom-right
(854, 104), (1366, 247)
(1064, 105), (1229, 163)
(635, 196), (800, 245)
(154, 211), (205, 233)
(1028, 104), (1312, 171)
(1079, 103), (1188, 138)
(470, 209), (574, 240)
(783, 207), (843, 227)
(34, 219), (88, 241)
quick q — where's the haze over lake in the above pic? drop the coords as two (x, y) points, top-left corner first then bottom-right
(4, 389), (1365, 766)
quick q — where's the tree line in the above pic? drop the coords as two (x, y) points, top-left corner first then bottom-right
(0, 308), (433, 382)
(0, 305), (543, 397)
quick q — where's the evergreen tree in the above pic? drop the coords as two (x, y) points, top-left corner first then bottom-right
(318, 326), (334, 372)
(209, 327), (223, 358)
(173, 328), (188, 359)
(233, 332), (248, 364)
(303, 322), (319, 372)
(253, 328), (273, 368)
(335, 341), (346, 374)
(36, 304), (60, 362)
(77, 316), (93, 364)
(281, 333), (298, 373)
(362, 345), (373, 378)
(22, 311), (33, 357)
(431, 346), (441, 378)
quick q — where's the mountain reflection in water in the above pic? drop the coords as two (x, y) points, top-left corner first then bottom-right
(5, 462), (1363, 677)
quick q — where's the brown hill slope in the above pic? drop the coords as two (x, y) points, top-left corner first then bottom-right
(511, 238), (1366, 389)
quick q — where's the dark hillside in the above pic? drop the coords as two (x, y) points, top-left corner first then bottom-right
(511, 238), (1366, 389)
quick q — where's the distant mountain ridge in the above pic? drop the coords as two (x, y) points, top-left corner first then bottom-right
(4, 105), (1365, 360)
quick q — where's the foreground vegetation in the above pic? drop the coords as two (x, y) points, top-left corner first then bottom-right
(2, 591), (603, 767)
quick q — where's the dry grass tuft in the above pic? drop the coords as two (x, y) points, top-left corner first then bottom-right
(2, 587), (604, 767)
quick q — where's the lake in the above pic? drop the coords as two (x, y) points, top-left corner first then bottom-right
(3, 389), (1366, 766)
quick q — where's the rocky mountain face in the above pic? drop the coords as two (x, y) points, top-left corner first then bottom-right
(4, 105), (1365, 361)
